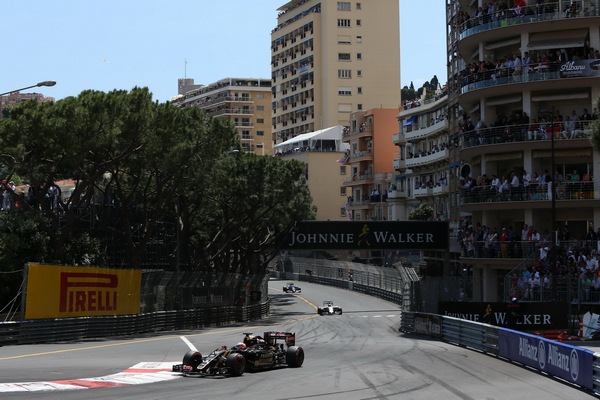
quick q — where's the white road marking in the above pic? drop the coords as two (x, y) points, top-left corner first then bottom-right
(179, 335), (198, 352)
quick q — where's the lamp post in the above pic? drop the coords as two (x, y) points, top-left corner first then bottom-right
(0, 81), (56, 97)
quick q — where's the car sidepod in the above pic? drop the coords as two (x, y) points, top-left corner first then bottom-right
(286, 346), (304, 367)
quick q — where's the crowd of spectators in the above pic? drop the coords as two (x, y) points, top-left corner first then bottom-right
(461, 106), (596, 148)
(455, 1), (596, 34)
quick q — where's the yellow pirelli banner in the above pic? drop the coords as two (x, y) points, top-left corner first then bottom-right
(24, 263), (142, 320)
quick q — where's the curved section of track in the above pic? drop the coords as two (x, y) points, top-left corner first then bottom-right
(0, 280), (594, 399)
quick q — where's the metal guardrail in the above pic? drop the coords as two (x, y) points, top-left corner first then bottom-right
(0, 301), (269, 346)
(400, 311), (600, 396)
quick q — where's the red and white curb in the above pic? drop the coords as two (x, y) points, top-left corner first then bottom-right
(0, 361), (181, 392)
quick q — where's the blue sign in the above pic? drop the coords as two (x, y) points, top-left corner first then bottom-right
(499, 329), (593, 389)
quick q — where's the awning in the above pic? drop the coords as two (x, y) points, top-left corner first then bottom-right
(403, 115), (417, 126)
(274, 125), (345, 149)
(448, 160), (461, 168)
(485, 36), (520, 50)
(527, 29), (588, 51)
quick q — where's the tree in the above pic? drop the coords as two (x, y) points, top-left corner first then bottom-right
(0, 87), (315, 292)
(409, 202), (434, 220)
(189, 153), (315, 277)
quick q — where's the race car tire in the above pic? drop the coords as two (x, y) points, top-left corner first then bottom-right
(182, 350), (203, 370)
(335, 309), (343, 315)
(286, 346), (305, 367)
(317, 309), (322, 315)
(226, 353), (246, 376)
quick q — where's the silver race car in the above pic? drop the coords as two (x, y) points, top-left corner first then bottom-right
(317, 300), (343, 315)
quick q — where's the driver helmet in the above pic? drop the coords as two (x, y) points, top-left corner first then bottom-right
(233, 342), (247, 350)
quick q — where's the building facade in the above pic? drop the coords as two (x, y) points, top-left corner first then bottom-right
(271, 0), (400, 144)
(274, 125), (349, 221)
(172, 78), (274, 155)
(446, 1), (600, 303)
(342, 108), (399, 222)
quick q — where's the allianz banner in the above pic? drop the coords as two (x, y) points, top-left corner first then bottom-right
(560, 59), (600, 78)
(281, 221), (449, 250)
(24, 263), (142, 320)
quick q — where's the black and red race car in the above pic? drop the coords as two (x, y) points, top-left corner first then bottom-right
(172, 331), (304, 377)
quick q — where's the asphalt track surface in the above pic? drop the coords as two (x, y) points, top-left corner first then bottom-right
(0, 279), (596, 399)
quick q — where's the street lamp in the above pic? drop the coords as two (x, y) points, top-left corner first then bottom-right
(0, 81), (56, 97)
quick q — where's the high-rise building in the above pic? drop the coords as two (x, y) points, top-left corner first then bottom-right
(271, 0), (400, 144)
(446, 1), (600, 303)
(172, 78), (273, 155)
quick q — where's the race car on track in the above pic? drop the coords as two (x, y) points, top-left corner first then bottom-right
(283, 282), (301, 293)
(172, 331), (304, 377)
(317, 300), (343, 315)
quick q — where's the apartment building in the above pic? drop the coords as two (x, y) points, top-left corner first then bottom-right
(172, 78), (273, 155)
(446, 0), (600, 303)
(271, 0), (400, 144)
(342, 108), (399, 222)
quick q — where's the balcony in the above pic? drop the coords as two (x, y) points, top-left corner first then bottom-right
(456, 2), (593, 42)
(350, 149), (373, 162)
(393, 158), (405, 170)
(461, 181), (594, 205)
(405, 119), (446, 141)
(414, 187), (432, 197)
(387, 189), (407, 199)
(432, 185), (450, 196)
(392, 133), (406, 145)
(406, 148), (448, 168)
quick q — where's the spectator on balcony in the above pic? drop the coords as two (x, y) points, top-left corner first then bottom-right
(512, 54), (523, 80)
(564, 110), (580, 139)
(522, 51), (532, 76)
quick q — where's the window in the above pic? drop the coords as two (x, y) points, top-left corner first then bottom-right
(338, 53), (351, 61)
(357, 104), (363, 110)
(256, 105), (264, 111)
(356, 35), (362, 43)
(256, 93), (264, 99)
(338, 87), (352, 96)
(357, 87), (362, 94)
(337, 2), (351, 11)
(257, 118), (264, 124)
(256, 130), (264, 136)
(339, 103), (352, 112)
(356, 19), (361, 26)
(357, 70), (362, 77)
(337, 35), (351, 44)
(340, 166), (347, 175)
(356, 2), (361, 10)
(337, 19), (351, 27)
(357, 53), (362, 60)
(338, 69), (352, 78)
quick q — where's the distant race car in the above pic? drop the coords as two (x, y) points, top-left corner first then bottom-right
(172, 331), (304, 377)
(317, 301), (343, 315)
(283, 282), (301, 293)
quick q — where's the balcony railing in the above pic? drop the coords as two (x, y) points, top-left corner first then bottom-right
(456, 1), (596, 41)
(405, 119), (446, 141)
(406, 148), (448, 168)
(462, 181), (594, 204)
(462, 122), (592, 149)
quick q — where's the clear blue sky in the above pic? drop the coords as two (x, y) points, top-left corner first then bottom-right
(2, 1), (446, 102)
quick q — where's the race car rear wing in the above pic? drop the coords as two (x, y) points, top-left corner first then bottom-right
(263, 331), (295, 346)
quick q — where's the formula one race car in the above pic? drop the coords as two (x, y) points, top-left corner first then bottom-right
(317, 301), (343, 315)
(172, 331), (304, 377)
(283, 282), (301, 293)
